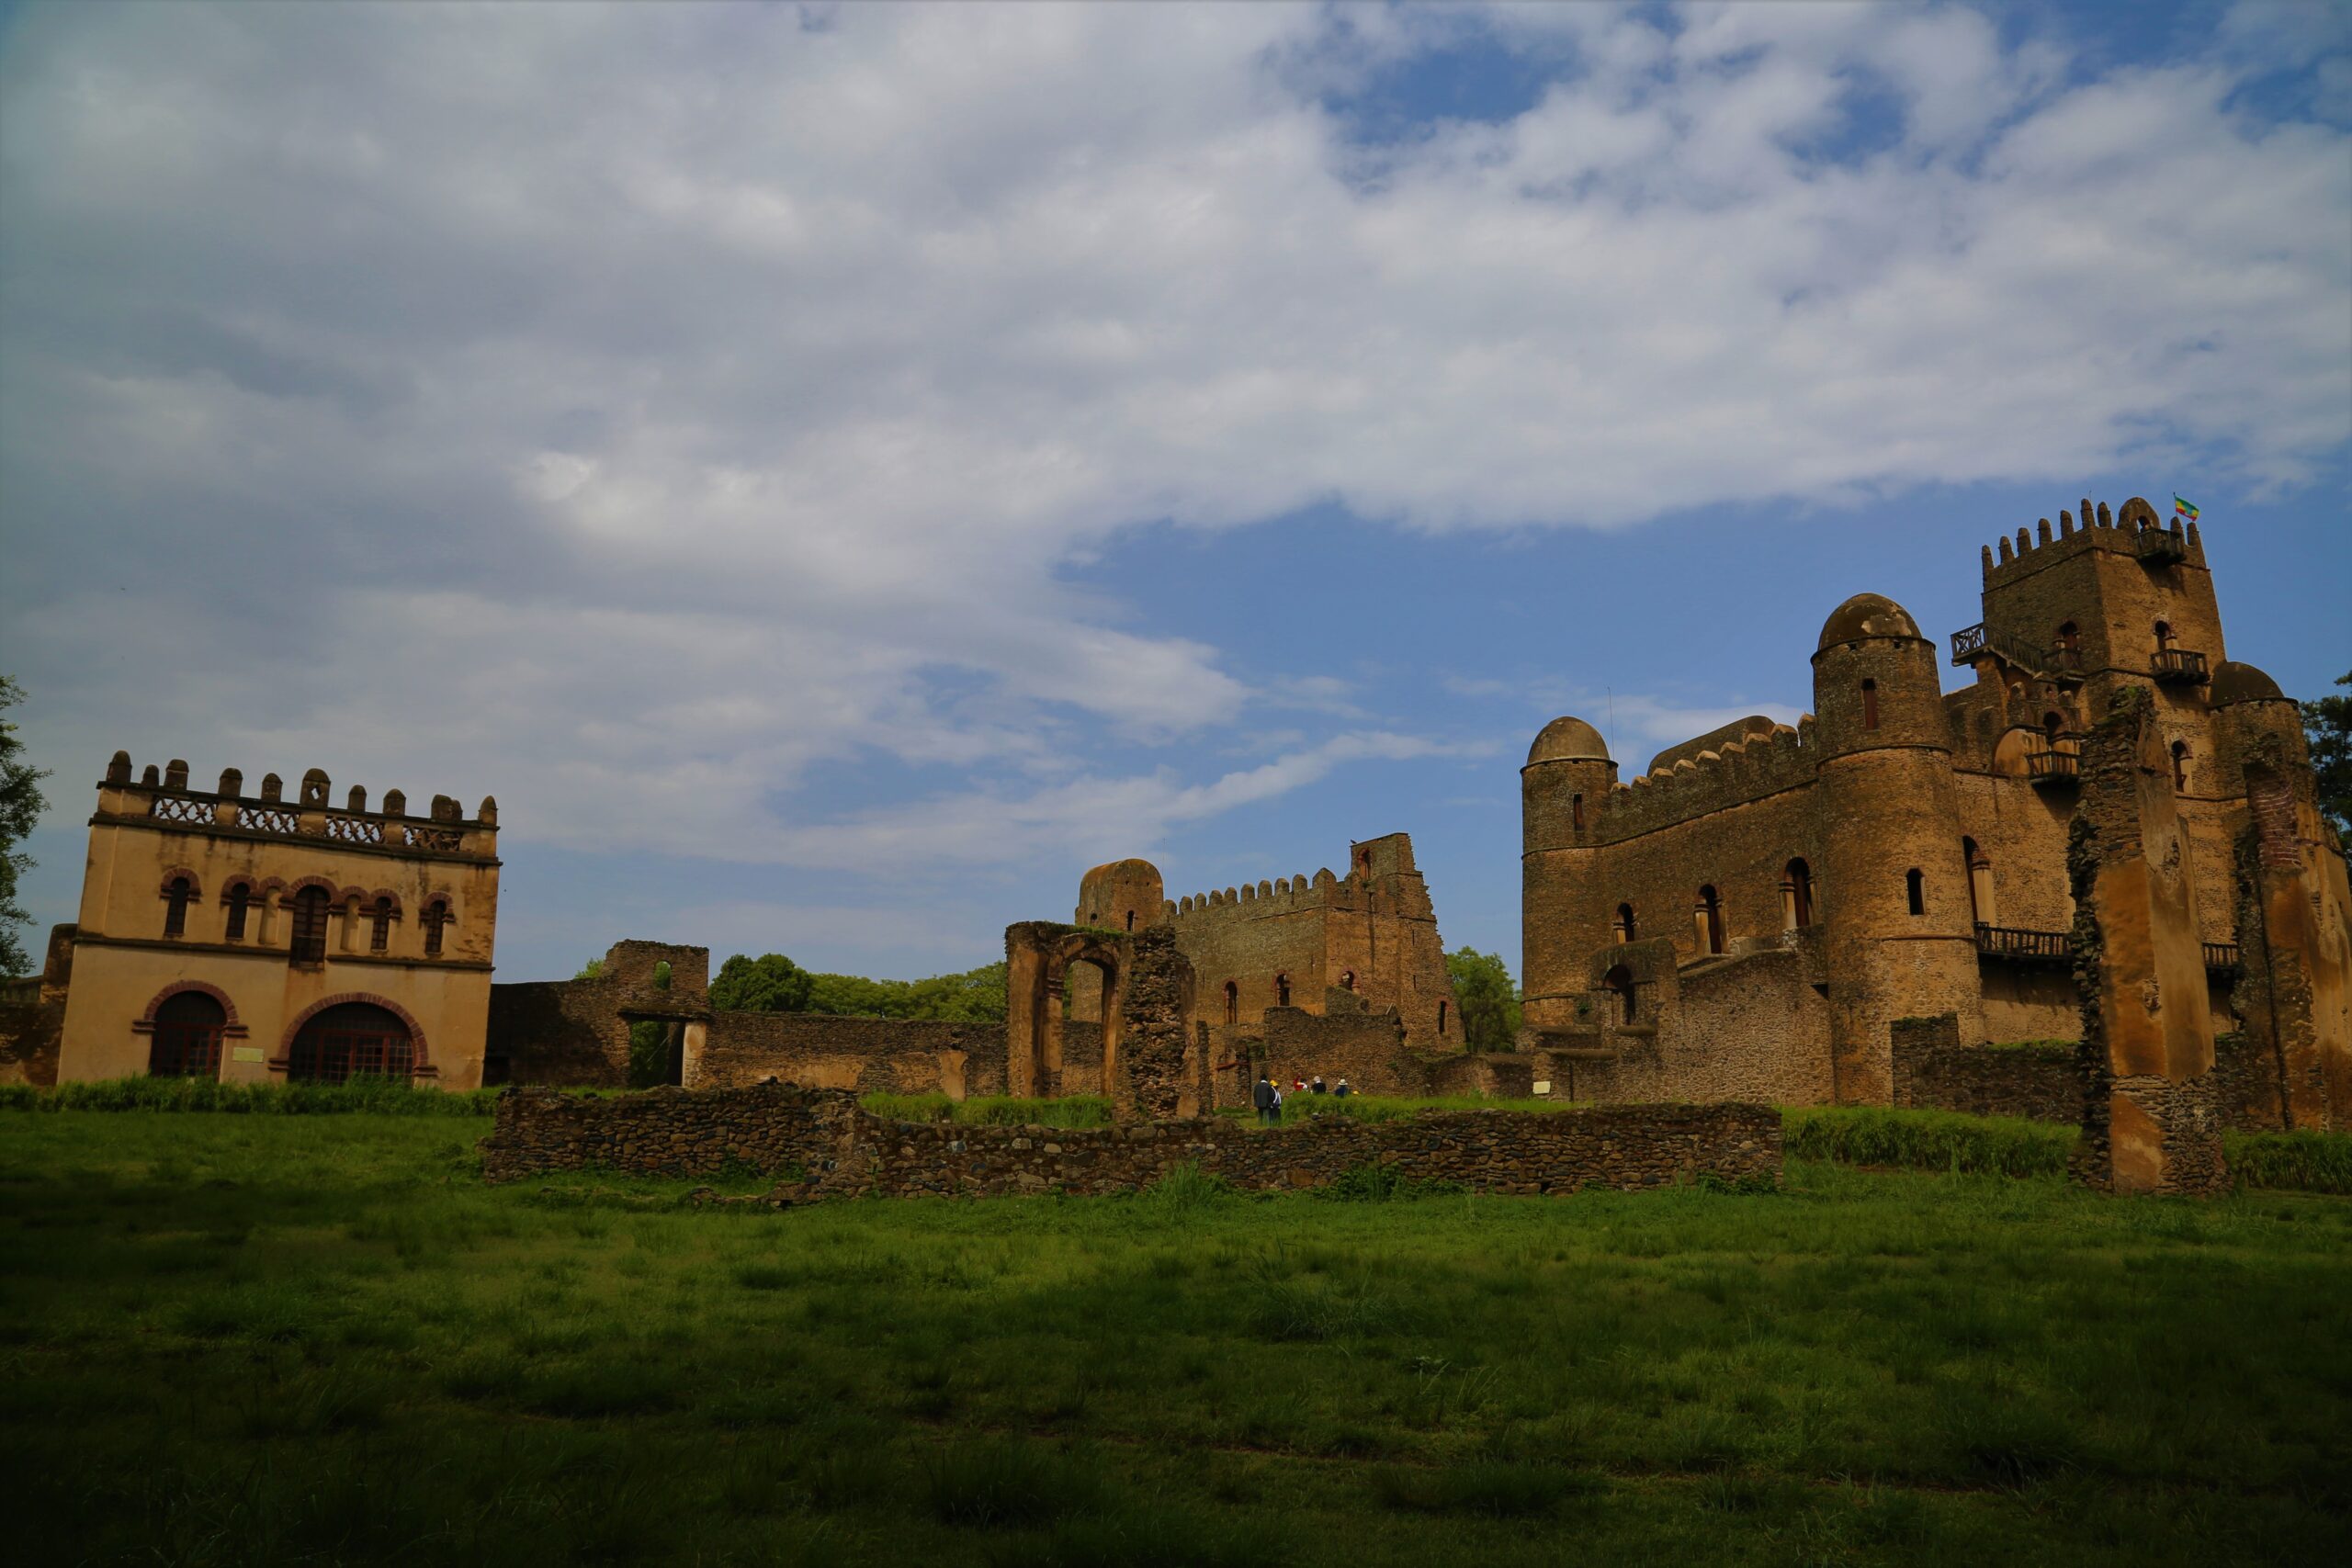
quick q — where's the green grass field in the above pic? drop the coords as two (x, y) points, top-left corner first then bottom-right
(4, 1111), (2348, 1567)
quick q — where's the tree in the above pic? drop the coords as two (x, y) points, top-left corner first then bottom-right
(0, 677), (51, 977)
(710, 952), (814, 1014)
(1444, 946), (1521, 1050)
(2304, 670), (2352, 840)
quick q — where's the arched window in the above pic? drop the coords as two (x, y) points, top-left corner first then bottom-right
(1275, 972), (1291, 1008)
(1614, 902), (1636, 943)
(1571, 793), (1584, 829)
(420, 897), (451, 958)
(1340, 969), (1356, 992)
(223, 883), (253, 942)
(288, 886), (331, 965)
(1782, 859), (1814, 928)
(1860, 679), (1879, 731)
(1696, 886), (1724, 955)
(149, 991), (225, 1078)
(1224, 980), (1238, 1027)
(1603, 964), (1637, 1025)
(1437, 999), (1449, 1036)
(2054, 621), (2078, 652)
(1962, 838), (1994, 927)
(1905, 868), (1926, 917)
(2043, 711), (2064, 743)
(288, 1001), (414, 1085)
(2170, 739), (2188, 792)
(368, 896), (394, 953)
(2154, 619), (2174, 651)
(1125, 910), (1136, 931)
(162, 875), (195, 939)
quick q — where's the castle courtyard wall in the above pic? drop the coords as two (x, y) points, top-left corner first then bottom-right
(478, 1082), (1783, 1198)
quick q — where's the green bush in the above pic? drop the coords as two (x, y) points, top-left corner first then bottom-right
(0, 1075), (499, 1116)
(1781, 1106), (2075, 1177)
(2225, 1129), (2352, 1195)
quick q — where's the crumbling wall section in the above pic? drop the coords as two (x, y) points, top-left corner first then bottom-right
(1890, 1013), (2077, 1122)
(691, 1012), (1005, 1099)
(0, 924), (73, 1087)
(478, 1084), (1783, 1197)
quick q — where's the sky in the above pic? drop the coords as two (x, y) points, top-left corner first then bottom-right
(2, 0), (2346, 985)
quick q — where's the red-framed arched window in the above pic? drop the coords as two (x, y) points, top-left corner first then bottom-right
(421, 897), (452, 957)
(223, 882), (254, 942)
(163, 875), (196, 939)
(149, 990), (226, 1078)
(288, 1001), (414, 1084)
(368, 896), (394, 953)
(288, 886), (331, 964)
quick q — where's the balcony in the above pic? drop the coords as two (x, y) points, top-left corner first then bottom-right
(1950, 622), (1989, 665)
(1976, 924), (2074, 964)
(2204, 942), (2241, 973)
(2026, 743), (2080, 786)
(2150, 648), (2209, 685)
(1951, 621), (2084, 686)
(2136, 528), (2188, 565)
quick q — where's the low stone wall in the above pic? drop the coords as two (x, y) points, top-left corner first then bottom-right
(2210, 1030), (2290, 1133)
(478, 1083), (1782, 1197)
(693, 1012), (1006, 1099)
(1253, 996), (1442, 1100)
(1890, 1014), (2079, 1122)
(481, 1084), (864, 1183)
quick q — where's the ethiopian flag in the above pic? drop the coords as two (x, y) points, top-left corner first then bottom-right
(2174, 494), (2199, 522)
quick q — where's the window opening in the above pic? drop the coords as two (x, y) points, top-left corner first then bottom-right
(1860, 679), (1879, 731)
(224, 884), (251, 942)
(1340, 970), (1356, 992)
(1223, 980), (1238, 1027)
(1571, 793), (1584, 829)
(421, 899), (450, 957)
(1275, 972), (1290, 1007)
(1905, 869), (1926, 917)
(163, 875), (195, 939)
(288, 886), (330, 964)
(1604, 964), (1637, 1025)
(1614, 902), (1636, 943)
(149, 991), (226, 1079)
(1783, 859), (1814, 928)
(1697, 886), (1724, 955)
(2043, 711), (2064, 742)
(2154, 620), (2174, 650)
(2170, 739), (2188, 792)
(1125, 910), (1135, 931)
(288, 1001), (413, 1084)
(2055, 621), (2078, 652)
(1437, 999), (1448, 1036)
(368, 896), (393, 953)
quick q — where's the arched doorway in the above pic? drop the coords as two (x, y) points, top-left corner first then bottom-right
(1602, 964), (1637, 1025)
(1782, 859), (1814, 928)
(289, 1001), (414, 1084)
(149, 991), (226, 1078)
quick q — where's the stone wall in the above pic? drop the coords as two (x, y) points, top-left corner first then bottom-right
(478, 1083), (1783, 1198)
(1252, 992), (1431, 1099)
(0, 924), (73, 1088)
(691, 1011), (1006, 1099)
(1890, 1013), (2078, 1122)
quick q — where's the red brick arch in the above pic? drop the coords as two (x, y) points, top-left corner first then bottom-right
(285, 874), (340, 900)
(274, 992), (435, 1076)
(219, 874), (261, 905)
(132, 980), (250, 1039)
(157, 866), (203, 898)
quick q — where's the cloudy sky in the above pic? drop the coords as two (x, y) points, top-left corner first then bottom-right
(3, 0), (2346, 982)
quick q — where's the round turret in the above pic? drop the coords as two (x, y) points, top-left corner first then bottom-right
(1528, 716), (1610, 765)
(1077, 858), (1164, 933)
(2210, 660), (2286, 706)
(1816, 592), (1924, 650)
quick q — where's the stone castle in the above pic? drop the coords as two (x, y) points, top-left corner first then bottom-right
(5, 495), (2346, 1161)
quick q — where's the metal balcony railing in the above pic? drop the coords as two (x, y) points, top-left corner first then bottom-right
(2150, 648), (2209, 684)
(1975, 924), (2074, 963)
(1951, 622), (2086, 686)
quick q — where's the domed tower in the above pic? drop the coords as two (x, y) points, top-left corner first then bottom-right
(1810, 594), (1982, 1100)
(1521, 716), (1617, 1034)
(1076, 859), (1165, 935)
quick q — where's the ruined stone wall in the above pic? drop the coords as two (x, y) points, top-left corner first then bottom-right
(485, 978), (628, 1085)
(1564, 944), (1836, 1107)
(1890, 1014), (2078, 1122)
(1252, 993), (1430, 1099)
(1975, 958), (2080, 1044)
(690, 1012), (1006, 1099)
(0, 924), (73, 1087)
(478, 1083), (1783, 1198)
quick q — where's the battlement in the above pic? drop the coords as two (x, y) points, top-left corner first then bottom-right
(94, 750), (498, 856)
(1168, 866), (1346, 924)
(1598, 718), (1819, 840)
(1980, 496), (2204, 588)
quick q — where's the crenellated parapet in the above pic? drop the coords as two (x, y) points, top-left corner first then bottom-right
(94, 750), (499, 861)
(1596, 718), (1819, 840)
(1981, 496), (2204, 588)
(1169, 867), (1347, 925)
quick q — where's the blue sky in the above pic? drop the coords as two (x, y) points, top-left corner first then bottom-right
(3, 2), (2346, 983)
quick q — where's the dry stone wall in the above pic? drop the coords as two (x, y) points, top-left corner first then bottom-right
(478, 1084), (1782, 1198)
(1889, 1013), (2077, 1122)
(693, 1012), (1005, 1099)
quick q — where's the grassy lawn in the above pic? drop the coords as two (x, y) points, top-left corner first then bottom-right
(4, 1112), (2347, 1566)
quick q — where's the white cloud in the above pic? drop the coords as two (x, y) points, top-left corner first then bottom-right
(1, 0), (2344, 879)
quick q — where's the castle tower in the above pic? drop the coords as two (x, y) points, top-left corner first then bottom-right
(1973, 496), (2223, 769)
(1075, 859), (1165, 936)
(1810, 594), (1983, 1100)
(1520, 716), (1616, 1034)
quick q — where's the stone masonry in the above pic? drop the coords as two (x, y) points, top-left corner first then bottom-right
(478, 1081), (1782, 1198)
